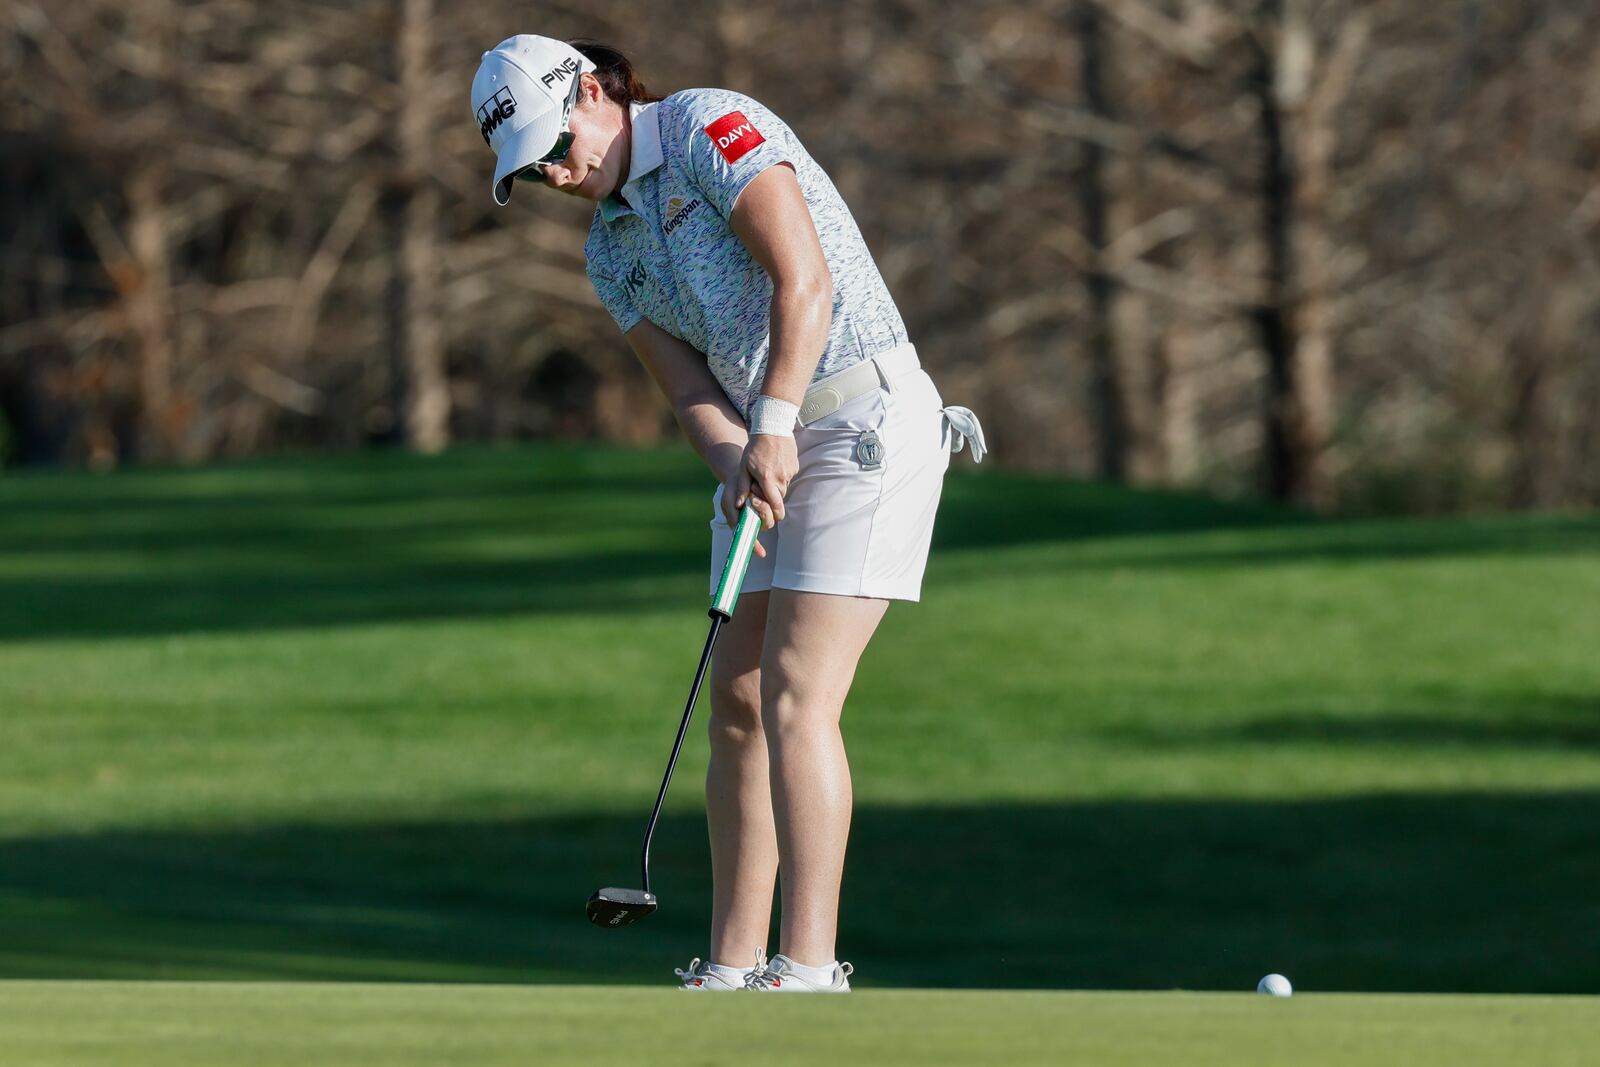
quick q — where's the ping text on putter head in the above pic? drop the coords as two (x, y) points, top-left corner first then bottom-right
(587, 503), (763, 929)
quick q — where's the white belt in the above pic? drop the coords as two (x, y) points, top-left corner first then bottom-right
(795, 342), (987, 463)
(796, 343), (920, 427)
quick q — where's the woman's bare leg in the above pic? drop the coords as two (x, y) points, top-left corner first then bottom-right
(760, 588), (889, 967)
(704, 590), (779, 968)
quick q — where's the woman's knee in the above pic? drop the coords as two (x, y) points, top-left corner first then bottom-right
(758, 660), (840, 734)
(709, 669), (764, 743)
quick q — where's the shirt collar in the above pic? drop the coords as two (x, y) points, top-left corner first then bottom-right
(600, 101), (664, 224)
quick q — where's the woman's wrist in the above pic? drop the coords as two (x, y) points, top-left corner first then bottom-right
(704, 438), (745, 486)
(749, 394), (800, 437)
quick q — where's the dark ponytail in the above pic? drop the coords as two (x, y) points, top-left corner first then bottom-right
(568, 40), (664, 106)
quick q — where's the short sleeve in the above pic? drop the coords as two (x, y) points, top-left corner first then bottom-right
(681, 94), (802, 219)
(587, 262), (642, 335)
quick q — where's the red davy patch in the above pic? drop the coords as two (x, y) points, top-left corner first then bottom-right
(705, 111), (765, 164)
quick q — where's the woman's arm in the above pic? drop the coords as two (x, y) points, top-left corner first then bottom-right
(730, 163), (833, 409)
(623, 318), (777, 545)
(726, 162), (833, 524)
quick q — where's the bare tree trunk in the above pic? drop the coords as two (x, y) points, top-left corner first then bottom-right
(1576, 317), (1600, 508)
(1075, 0), (1129, 481)
(1246, 0), (1366, 508)
(1289, 4), (1366, 509)
(389, 0), (449, 453)
(1152, 323), (1200, 484)
(1506, 336), (1551, 509)
(125, 164), (175, 463)
(712, 0), (758, 89)
(1248, 0), (1333, 506)
(1249, 18), (1297, 502)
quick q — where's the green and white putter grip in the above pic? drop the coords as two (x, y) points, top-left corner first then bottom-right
(710, 504), (763, 619)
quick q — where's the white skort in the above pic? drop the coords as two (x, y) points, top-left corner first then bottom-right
(709, 343), (962, 603)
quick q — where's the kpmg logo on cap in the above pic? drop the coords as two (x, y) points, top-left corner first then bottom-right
(477, 86), (517, 146)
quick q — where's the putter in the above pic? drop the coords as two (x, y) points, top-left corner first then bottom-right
(587, 503), (764, 928)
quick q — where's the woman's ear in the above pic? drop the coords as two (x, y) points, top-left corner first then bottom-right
(580, 71), (604, 107)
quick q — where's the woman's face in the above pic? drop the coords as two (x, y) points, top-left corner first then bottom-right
(526, 73), (629, 201)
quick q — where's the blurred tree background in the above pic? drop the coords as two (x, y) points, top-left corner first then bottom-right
(2, 0), (1598, 511)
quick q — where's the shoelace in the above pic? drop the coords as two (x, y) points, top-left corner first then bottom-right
(674, 957), (708, 988)
(741, 951), (855, 989)
(742, 949), (782, 990)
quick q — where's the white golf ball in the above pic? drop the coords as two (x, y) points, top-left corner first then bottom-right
(1257, 973), (1293, 997)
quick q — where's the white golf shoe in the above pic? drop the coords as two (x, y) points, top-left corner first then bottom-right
(674, 957), (746, 991)
(742, 950), (854, 993)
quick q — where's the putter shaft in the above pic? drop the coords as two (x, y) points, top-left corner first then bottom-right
(590, 505), (762, 928)
(639, 614), (723, 895)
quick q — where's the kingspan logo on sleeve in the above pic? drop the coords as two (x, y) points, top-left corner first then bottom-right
(477, 86), (516, 145)
(662, 196), (704, 235)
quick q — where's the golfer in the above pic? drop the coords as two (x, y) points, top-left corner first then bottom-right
(473, 35), (984, 992)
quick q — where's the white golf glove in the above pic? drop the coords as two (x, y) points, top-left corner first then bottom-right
(940, 405), (987, 464)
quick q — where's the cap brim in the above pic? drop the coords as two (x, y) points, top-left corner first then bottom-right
(491, 107), (563, 206)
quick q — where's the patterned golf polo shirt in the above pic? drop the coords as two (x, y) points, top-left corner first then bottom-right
(584, 88), (908, 420)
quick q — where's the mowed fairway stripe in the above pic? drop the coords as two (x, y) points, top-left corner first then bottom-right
(3, 450), (1598, 997)
(0, 983), (1595, 1067)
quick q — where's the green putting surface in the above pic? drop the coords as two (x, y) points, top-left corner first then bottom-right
(1, 983), (1595, 1067)
(1, 445), (1597, 993)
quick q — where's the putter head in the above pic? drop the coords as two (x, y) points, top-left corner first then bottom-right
(587, 887), (657, 928)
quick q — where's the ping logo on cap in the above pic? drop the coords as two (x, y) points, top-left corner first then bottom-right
(478, 86), (517, 146)
(705, 111), (765, 164)
(541, 56), (581, 90)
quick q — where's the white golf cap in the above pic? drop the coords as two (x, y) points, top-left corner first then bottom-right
(471, 35), (596, 206)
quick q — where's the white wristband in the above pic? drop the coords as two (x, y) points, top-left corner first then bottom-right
(749, 395), (800, 437)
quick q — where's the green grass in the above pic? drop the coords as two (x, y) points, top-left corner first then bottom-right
(2, 983), (1597, 1067)
(1, 443), (1598, 1000)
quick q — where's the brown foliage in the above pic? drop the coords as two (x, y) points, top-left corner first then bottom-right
(2, 0), (1598, 511)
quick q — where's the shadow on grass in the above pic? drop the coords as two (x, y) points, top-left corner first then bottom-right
(936, 474), (1600, 566)
(2, 445), (1595, 642)
(0, 548), (708, 641)
(1104, 698), (1600, 751)
(2, 792), (1596, 992)
(0, 448), (717, 641)
(931, 473), (1306, 550)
